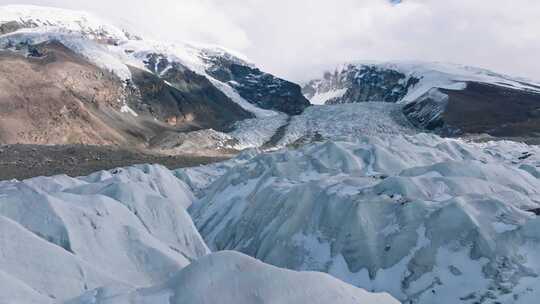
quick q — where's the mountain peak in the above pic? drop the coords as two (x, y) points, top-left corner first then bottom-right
(0, 5), (129, 41)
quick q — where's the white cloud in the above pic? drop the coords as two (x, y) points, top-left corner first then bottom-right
(1, 0), (540, 82)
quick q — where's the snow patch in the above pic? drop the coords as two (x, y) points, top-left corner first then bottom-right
(310, 88), (348, 105)
(120, 104), (138, 117)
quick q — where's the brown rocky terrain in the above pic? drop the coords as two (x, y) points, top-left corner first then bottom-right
(0, 42), (253, 180)
(0, 41), (252, 148)
(0, 42), (127, 145)
(0, 144), (228, 181)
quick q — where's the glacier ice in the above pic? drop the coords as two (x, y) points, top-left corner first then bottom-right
(0, 164), (208, 302)
(66, 251), (399, 304)
(0, 163), (397, 304)
(191, 134), (540, 303)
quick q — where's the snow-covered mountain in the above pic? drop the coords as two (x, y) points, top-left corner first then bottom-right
(0, 5), (309, 149)
(0, 5), (129, 41)
(303, 62), (540, 143)
(304, 62), (540, 105)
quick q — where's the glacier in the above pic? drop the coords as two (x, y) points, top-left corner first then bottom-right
(0, 163), (398, 304)
(190, 134), (540, 304)
(0, 165), (208, 302)
(67, 251), (399, 304)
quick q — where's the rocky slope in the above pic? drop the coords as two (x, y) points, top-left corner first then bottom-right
(203, 48), (310, 115)
(303, 62), (540, 143)
(403, 82), (540, 142)
(0, 41), (130, 145)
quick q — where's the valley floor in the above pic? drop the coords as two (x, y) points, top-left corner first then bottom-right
(0, 144), (228, 181)
(0, 102), (414, 181)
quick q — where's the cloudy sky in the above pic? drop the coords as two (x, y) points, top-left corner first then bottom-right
(2, 0), (539, 82)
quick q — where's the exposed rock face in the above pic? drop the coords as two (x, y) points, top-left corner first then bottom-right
(402, 88), (449, 131)
(131, 54), (253, 130)
(0, 20), (22, 35)
(303, 64), (420, 104)
(203, 51), (310, 115)
(404, 82), (540, 143)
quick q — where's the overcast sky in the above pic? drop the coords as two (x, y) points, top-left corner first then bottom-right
(2, 0), (540, 82)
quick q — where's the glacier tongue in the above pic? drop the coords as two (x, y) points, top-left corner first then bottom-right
(277, 102), (418, 147)
(191, 134), (540, 303)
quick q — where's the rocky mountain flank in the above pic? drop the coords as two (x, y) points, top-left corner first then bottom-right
(203, 49), (310, 115)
